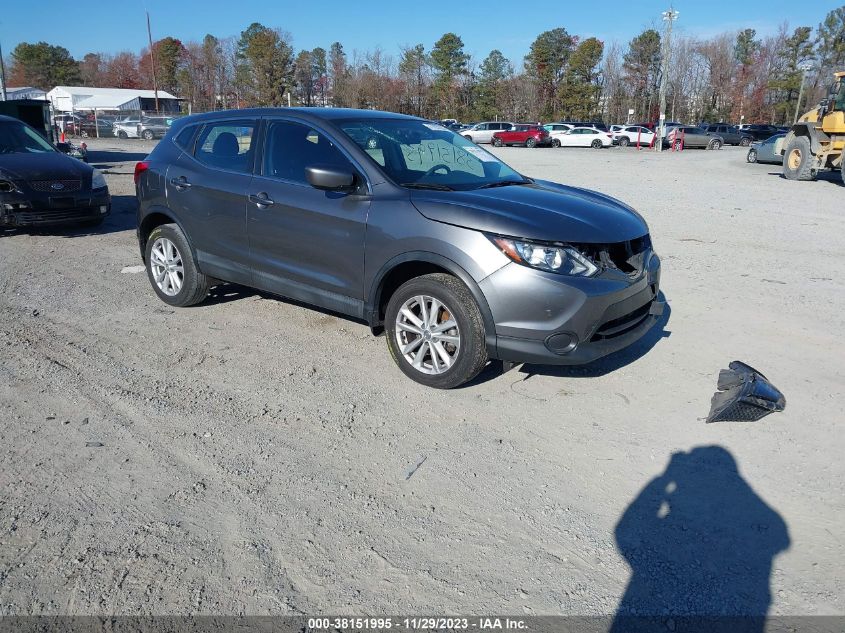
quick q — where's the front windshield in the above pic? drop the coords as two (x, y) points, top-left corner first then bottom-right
(0, 122), (56, 155)
(338, 119), (526, 190)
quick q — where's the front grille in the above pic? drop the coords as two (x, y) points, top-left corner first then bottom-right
(4, 207), (100, 225)
(591, 300), (653, 341)
(28, 179), (82, 193)
(579, 234), (652, 275)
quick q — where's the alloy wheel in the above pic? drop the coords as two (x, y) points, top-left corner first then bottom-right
(149, 237), (184, 297)
(394, 295), (461, 375)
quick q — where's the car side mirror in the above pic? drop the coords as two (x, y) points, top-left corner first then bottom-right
(305, 164), (356, 192)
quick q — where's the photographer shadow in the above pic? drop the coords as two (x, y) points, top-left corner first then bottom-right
(611, 446), (790, 633)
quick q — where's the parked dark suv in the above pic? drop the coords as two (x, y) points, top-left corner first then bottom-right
(135, 109), (663, 388)
(700, 124), (753, 146)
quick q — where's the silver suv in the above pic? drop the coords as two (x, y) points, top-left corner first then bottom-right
(461, 121), (514, 144)
(135, 109), (663, 388)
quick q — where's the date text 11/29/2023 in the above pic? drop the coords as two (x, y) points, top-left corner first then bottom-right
(307, 617), (527, 630)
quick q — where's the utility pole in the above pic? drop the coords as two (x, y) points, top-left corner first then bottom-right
(146, 11), (160, 113)
(794, 63), (813, 124)
(0, 40), (8, 101)
(656, 7), (679, 152)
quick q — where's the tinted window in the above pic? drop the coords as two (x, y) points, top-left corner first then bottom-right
(0, 121), (55, 154)
(174, 125), (198, 151)
(194, 121), (256, 173)
(263, 120), (350, 184)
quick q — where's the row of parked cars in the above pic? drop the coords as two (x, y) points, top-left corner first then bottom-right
(448, 118), (792, 151)
(53, 113), (175, 139)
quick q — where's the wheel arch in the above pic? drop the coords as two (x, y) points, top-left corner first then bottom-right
(366, 252), (497, 354)
(137, 206), (197, 265)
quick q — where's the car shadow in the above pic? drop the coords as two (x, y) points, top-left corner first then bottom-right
(465, 294), (671, 387)
(609, 446), (790, 633)
(0, 194), (138, 238)
(87, 149), (150, 172)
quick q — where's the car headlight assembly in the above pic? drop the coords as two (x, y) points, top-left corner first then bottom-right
(490, 236), (598, 277)
(91, 169), (107, 190)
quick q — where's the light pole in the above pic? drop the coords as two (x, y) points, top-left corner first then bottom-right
(793, 62), (813, 124)
(656, 7), (679, 152)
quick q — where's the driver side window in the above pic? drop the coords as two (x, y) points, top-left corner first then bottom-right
(263, 120), (351, 184)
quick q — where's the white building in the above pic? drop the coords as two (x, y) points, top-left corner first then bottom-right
(3, 86), (47, 100)
(45, 86), (181, 113)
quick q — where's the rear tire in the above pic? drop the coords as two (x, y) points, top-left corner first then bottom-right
(385, 273), (488, 389)
(526, 138), (537, 148)
(708, 139), (722, 150)
(782, 136), (816, 181)
(740, 137), (751, 147)
(493, 137), (503, 147)
(144, 223), (210, 307)
(591, 139), (603, 149)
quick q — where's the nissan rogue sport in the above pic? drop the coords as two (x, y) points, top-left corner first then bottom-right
(135, 108), (662, 388)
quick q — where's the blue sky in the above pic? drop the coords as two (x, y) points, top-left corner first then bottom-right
(0, 0), (839, 65)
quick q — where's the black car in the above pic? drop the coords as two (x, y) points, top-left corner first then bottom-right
(744, 124), (781, 141)
(700, 124), (753, 146)
(0, 115), (111, 228)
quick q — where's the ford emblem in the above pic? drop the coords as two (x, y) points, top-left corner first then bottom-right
(50, 182), (65, 190)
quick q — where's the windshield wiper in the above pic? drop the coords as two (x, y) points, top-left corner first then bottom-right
(476, 179), (533, 190)
(400, 182), (454, 191)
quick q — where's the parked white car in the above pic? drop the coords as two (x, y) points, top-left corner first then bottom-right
(461, 121), (514, 144)
(612, 126), (656, 147)
(113, 117), (141, 139)
(550, 126), (613, 148)
(543, 123), (574, 134)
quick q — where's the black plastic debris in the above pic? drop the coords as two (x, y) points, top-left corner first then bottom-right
(707, 361), (786, 423)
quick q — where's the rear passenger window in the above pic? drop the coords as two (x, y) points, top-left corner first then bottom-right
(173, 125), (198, 151)
(194, 121), (256, 173)
(263, 120), (351, 184)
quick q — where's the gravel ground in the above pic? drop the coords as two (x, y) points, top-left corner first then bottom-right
(1, 137), (843, 617)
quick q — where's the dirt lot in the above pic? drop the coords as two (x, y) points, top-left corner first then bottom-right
(1, 137), (843, 618)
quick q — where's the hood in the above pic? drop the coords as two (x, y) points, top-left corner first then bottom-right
(0, 152), (91, 183)
(411, 180), (648, 243)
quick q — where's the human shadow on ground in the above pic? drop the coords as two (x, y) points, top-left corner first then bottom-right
(610, 445), (790, 633)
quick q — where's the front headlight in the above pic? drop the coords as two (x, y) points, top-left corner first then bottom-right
(490, 236), (599, 277)
(91, 169), (107, 190)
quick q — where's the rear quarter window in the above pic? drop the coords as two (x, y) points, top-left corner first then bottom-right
(173, 125), (198, 151)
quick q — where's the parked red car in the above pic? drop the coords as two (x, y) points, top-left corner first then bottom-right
(491, 124), (551, 148)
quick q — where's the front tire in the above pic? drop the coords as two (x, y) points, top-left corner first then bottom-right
(117, 130), (128, 139)
(708, 139), (722, 150)
(782, 136), (816, 181)
(746, 149), (758, 163)
(618, 137), (630, 147)
(492, 137), (503, 147)
(142, 130), (155, 140)
(144, 223), (210, 307)
(551, 138), (561, 148)
(463, 134), (474, 143)
(385, 273), (488, 389)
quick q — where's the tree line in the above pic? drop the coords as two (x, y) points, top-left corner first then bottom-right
(6, 7), (845, 125)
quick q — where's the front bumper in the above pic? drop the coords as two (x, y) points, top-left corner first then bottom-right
(1, 189), (111, 227)
(480, 252), (663, 366)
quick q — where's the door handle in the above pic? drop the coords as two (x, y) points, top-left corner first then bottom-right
(249, 192), (275, 208)
(169, 176), (191, 190)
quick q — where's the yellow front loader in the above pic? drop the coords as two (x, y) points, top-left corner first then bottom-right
(782, 71), (845, 182)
